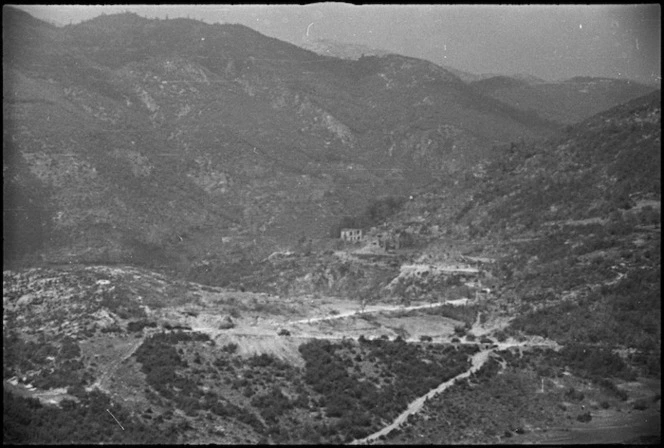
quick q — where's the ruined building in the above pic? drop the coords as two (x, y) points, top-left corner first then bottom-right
(340, 228), (363, 242)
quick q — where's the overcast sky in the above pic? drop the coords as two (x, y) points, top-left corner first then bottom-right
(13, 3), (662, 85)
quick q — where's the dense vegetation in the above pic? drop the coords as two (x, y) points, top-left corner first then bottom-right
(509, 261), (661, 376)
(134, 331), (265, 433)
(384, 344), (648, 444)
(298, 338), (477, 442)
(3, 387), (173, 444)
(3, 331), (93, 390)
(384, 354), (556, 444)
(2, 138), (54, 267)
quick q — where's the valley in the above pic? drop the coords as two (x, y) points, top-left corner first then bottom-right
(3, 239), (659, 444)
(3, 5), (661, 446)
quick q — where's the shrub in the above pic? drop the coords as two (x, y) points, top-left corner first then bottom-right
(633, 399), (648, 410)
(221, 343), (238, 354)
(493, 330), (508, 342)
(127, 320), (157, 332)
(565, 387), (585, 402)
(576, 412), (592, 423)
(595, 378), (629, 401)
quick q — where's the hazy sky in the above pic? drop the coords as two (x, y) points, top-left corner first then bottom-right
(13, 3), (662, 84)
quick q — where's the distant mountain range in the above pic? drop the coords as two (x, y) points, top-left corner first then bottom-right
(470, 75), (656, 124)
(299, 37), (657, 124)
(297, 36), (499, 83)
(2, 7), (550, 268)
(2, 8), (660, 444)
(2, 7), (656, 273)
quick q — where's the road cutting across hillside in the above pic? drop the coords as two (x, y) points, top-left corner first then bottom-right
(350, 318), (562, 445)
(286, 300), (465, 325)
(351, 348), (494, 445)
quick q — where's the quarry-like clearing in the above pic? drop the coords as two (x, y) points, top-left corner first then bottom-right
(158, 293), (472, 364)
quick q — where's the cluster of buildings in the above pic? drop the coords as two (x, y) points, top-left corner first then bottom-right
(340, 226), (497, 302)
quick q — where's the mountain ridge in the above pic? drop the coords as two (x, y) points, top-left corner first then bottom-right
(471, 74), (657, 124)
(2, 7), (661, 445)
(4, 7), (559, 269)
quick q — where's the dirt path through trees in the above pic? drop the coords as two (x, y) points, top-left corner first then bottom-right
(352, 328), (562, 445)
(352, 348), (493, 444)
(90, 337), (145, 393)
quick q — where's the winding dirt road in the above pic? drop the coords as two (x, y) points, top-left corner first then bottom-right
(351, 349), (493, 445)
(349, 316), (561, 445)
(286, 301), (461, 325)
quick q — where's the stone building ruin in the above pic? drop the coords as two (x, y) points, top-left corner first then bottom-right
(340, 228), (363, 242)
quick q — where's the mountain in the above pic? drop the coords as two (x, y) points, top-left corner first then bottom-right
(3, 7), (558, 269)
(363, 90), (661, 445)
(297, 37), (392, 60)
(297, 36), (486, 84)
(273, 35), (657, 127)
(3, 8), (660, 443)
(3, 92), (660, 445)
(296, 37), (530, 85)
(379, 90), (661, 353)
(471, 75), (657, 125)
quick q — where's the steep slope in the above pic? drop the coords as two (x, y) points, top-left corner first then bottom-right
(471, 75), (657, 125)
(383, 91), (661, 357)
(3, 8), (558, 269)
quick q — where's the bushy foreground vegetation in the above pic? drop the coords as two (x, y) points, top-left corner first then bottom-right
(509, 266), (661, 376)
(133, 331), (265, 433)
(3, 331), (93, 390)
(297, 338), (477, 442)
(384, 343), (650, 444)
(3, 387), (173, 444)
(130, 331), (479, 444)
